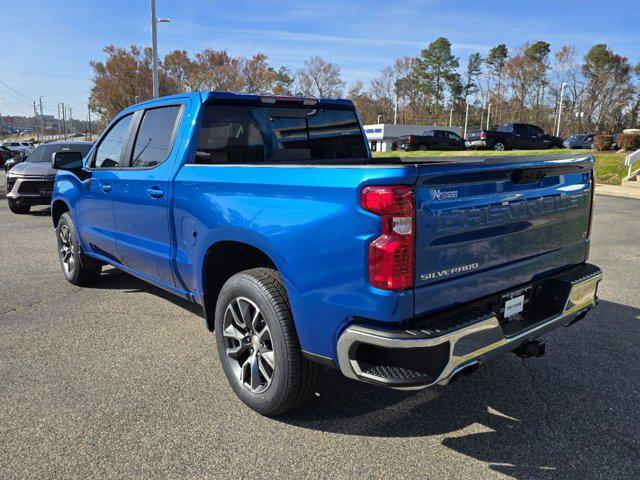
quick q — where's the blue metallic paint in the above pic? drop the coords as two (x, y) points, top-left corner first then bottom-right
(52, 92), (595, 364)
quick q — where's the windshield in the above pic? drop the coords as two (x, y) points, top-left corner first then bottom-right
(27, 143), (92, 163)
(195, 105), (367, 163)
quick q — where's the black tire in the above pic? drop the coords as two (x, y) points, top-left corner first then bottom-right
(418, 143), (428, 151)
(214, 268), (318, 416)
(492, 141), (506, 151)
(8, 201), (30, 214)
(56, 212), (102, 286)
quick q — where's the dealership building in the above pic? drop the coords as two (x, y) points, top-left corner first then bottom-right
(363, 124), (463, 152)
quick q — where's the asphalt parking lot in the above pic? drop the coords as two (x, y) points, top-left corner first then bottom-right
(1, 195), (639, 479)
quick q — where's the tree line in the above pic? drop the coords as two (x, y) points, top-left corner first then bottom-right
(89, 39), (640, 135)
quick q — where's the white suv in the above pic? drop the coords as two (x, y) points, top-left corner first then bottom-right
(2, 141), (34, 156)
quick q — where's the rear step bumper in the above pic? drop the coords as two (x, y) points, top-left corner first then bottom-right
(337, 263), (602, 389)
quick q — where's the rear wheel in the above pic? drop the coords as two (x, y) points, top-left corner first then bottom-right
(8, 201), (30, 214)
(492, 141), (506, 151)
(56, 212), (102, 286)
(214, 268), (318, 416)
(418, 144), (428, 151)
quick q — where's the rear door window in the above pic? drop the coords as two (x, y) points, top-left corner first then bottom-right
(128, 105), (181, 168)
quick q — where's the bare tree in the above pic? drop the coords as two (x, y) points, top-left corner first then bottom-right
(296, 56), (345, 97)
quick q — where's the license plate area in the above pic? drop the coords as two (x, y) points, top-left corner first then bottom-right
(497, 286), (533, 335)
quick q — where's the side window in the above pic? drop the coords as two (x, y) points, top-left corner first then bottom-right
(129, 105), (181, 168)
(513, 124), (527, 136)
(447, 132), (461, 140)
(94, 114), (134, 168)
(530, 126), (544, 137)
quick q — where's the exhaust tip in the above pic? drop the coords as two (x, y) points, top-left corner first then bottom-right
(448, 361), (480, 384)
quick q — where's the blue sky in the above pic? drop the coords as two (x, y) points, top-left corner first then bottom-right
(2, 0), (638, 119)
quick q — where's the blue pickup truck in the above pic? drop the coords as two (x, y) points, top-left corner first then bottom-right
(51, 92), (602, 416)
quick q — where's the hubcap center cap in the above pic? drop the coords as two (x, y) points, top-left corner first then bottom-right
(251, 335), (260, 350)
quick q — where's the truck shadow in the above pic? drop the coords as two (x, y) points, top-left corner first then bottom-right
(280, 299), (640, 479)
(95, 267), (204, 317)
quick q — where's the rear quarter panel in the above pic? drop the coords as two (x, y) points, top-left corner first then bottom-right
(172, 164), (418, 359)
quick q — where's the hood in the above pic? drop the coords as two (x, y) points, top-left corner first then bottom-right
(8, 161), (56, 177)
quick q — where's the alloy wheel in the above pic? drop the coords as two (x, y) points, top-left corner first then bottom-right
(58, 224), (75, 276)
(223, 297), (275, 394)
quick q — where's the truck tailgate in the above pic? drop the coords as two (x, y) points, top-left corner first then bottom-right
(412, 155), (594, 316)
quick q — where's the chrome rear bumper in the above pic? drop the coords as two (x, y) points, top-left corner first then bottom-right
(337, 264), (602, 389)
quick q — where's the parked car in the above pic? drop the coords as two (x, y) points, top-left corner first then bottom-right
(466, 123), (564, 151)
(563, 134), (595, 149)
(2, 141), (35, 156)
(397, 129), (465, 151)
(5, 141), (92, 214)
(51, 92), (601, 416)
(4, 155), (27, 172)
(0, 145), (20, 167)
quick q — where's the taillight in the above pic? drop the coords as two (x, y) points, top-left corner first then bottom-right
(480, 131), (486, 140)
(408, 136), (412, 143)
(360, 186), (415, 291)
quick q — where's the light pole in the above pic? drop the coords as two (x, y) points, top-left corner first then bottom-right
(449, 108), (453, 127)
(463, 103), (469, 139)
(377, 114), (383, 124)
(556, 82), (568, 137)
(151, 0), (170, 98)
(486, 103), (492, 130)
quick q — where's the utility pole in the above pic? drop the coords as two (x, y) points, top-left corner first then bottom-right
(68, 106), (73, 135)
(393, 90), (398, 125)
(39, 97), (45, 140)
(556, 82), (568, 137)
(33, 101), (40, 142)
(57, 103), (62, 138)
(486, 103), (492, 130)
(151, 0), (170, 98)
(61, 102), (67, 140)
(449, 108), (453, 127)
(463, 103), (469, 139)
(87, 104), (93, 141)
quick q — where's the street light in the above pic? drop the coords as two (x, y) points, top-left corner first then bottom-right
(556, 82), (568, 137)
(486, 103), (492, 130)
(151, 0), (170, 98)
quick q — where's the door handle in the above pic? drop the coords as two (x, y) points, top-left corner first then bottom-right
(147, 187), (164, 198)
(101, 184), (112, 193)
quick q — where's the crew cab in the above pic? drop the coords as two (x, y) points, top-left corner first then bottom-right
(466, 123), (564, 151)
(51, 92), (602, 416)
(397, 129), (465, 151)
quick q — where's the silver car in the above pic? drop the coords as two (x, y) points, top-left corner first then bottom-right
(5, 141), (92, 214)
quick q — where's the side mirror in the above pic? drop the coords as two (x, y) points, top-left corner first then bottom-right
(52, 151), (84, 171)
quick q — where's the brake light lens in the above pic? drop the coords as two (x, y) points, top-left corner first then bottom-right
(360, 186), (415, 291)
(480, 131), (486, 140)
(408, 136), (412, 143)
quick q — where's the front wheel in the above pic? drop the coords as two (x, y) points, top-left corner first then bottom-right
(492, 141), (506, 151)
(56, 212), (102, 286)
(214, 268), (318, 416)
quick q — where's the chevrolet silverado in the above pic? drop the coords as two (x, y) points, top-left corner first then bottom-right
(50, 92), (602, 416)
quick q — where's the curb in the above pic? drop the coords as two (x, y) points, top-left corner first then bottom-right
(595, 184), (640, 201)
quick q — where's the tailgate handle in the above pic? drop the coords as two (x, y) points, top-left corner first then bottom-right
(512, 169), (546, 184)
